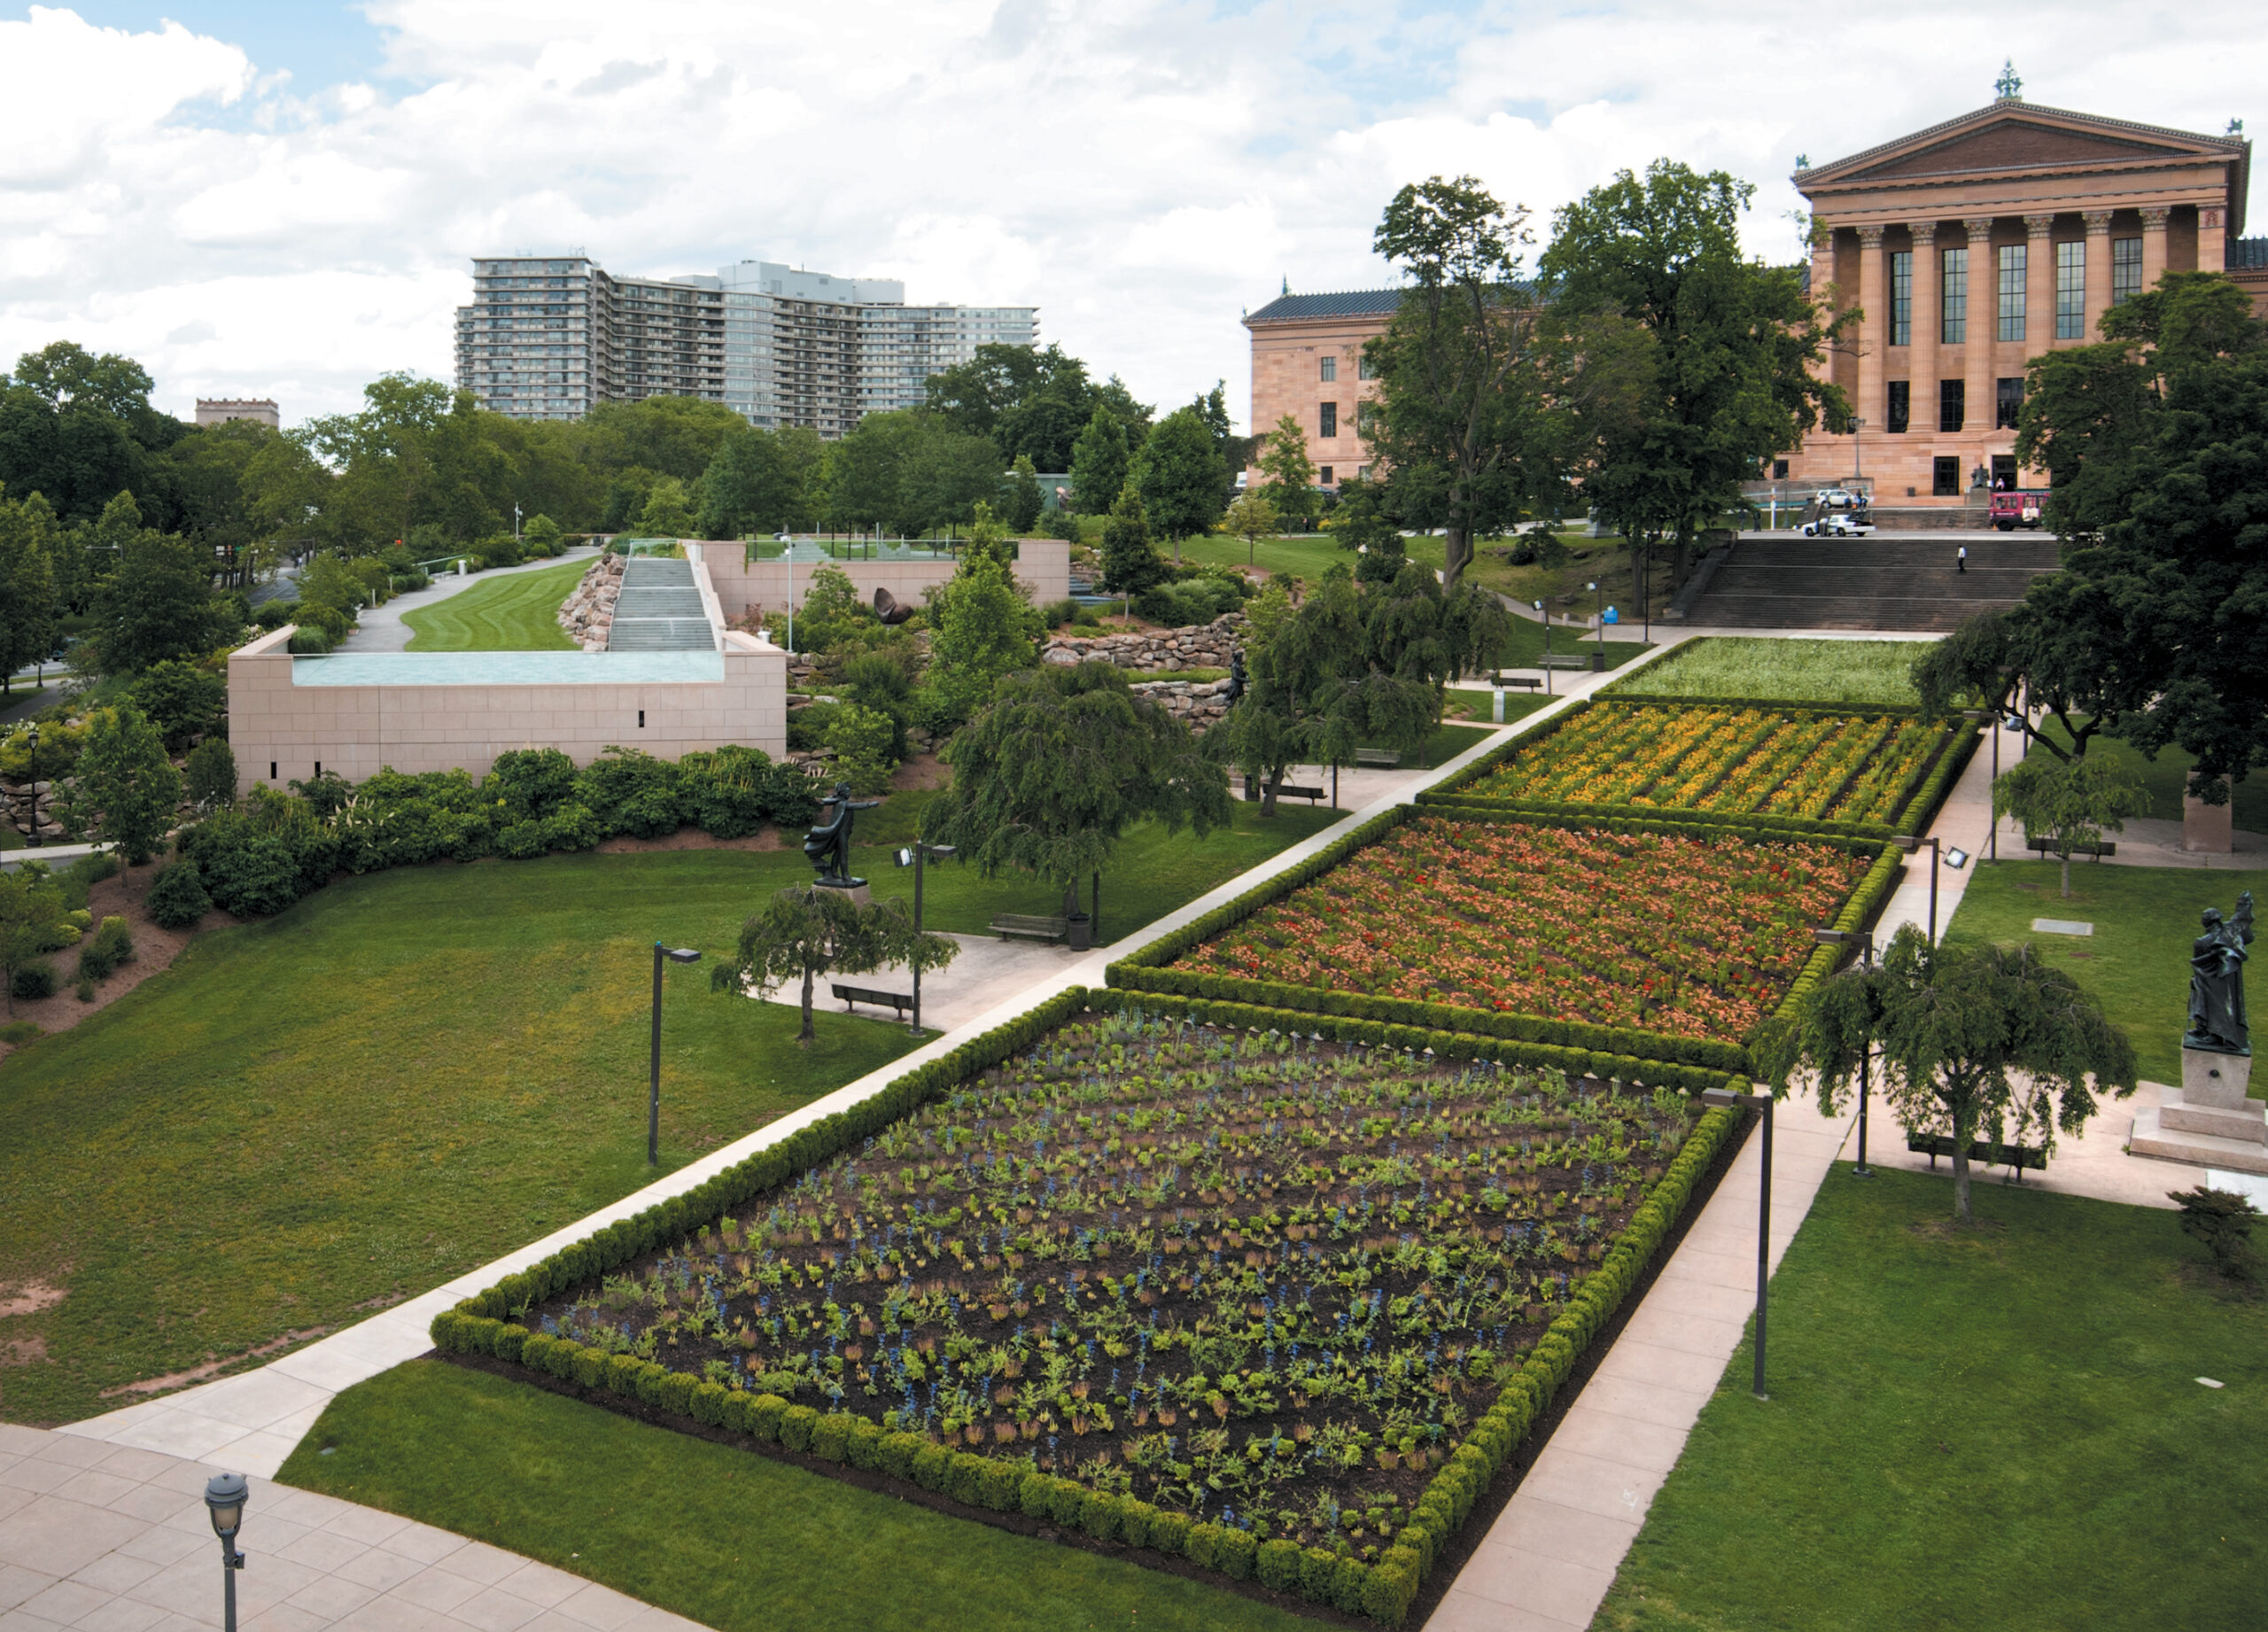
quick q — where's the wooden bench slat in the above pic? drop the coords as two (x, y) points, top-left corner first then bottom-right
(831, 983), (913, 1016)
(991, 913), (1070, 942)
(1355, 749), (1401, 766)
(1905, 1132), (2047, 1179)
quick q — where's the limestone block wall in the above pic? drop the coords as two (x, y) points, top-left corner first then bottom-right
(1040, 614), (1244, 672)
(226, 626), (788, 793)
(695, 539), (1072, 625)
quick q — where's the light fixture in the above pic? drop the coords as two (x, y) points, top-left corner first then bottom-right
(649, 944), (703, 1165)
(1945, 847), (1970, 869)
(204, 1473), (248, 1631)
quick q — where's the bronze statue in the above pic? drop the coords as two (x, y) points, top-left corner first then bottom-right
(2186, 890), (2253, 1055)
(1224, 649), (1247, 703)
(804, 781), (881, 885)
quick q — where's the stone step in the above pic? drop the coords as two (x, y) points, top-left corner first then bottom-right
(604, 619), (717, 651)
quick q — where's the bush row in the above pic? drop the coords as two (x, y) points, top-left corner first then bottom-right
(1596, 691), (1923, 717)
(1084, 988), (1749, 1097)
(431, 991), (1746, 1626)
(1889, 722), (1980, 841)
(1413, 790), (1893, 843)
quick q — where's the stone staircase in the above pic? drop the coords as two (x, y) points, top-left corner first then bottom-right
(605, 558), (717, 651)
(1677, 536), (2060, 632)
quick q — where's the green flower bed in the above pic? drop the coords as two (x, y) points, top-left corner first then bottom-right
(432, 991), (1741, 1625)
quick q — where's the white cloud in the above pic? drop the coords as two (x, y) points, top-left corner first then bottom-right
(0, 1), (2258, 431)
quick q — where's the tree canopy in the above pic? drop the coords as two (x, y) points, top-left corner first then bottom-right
(923, 343), (1152, 471)
(1133, 405), (1231, 547)
(711, 884), (955, 1045)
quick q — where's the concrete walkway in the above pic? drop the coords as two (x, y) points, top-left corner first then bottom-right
(58, 646), (1673, 1480)
(334, 548), (600, 653)
(0, 1424), (700, 1631)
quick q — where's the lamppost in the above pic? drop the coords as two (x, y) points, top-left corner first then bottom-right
(649, 943), (702, 1165)
(1588, 580), (1604, 672)
(203, 1473), (248, 1631)
(24, 724), (40, 847)
(893, 842), (957, 1037)
(1813, 929), (1875, 1177)
(1700, 1085), (1775, 1400)
(1534, 600), (1550, 696)
(1889, 835), (1943, 944)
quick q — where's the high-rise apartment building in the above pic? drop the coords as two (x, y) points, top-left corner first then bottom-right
(454, 255), (1037, 436)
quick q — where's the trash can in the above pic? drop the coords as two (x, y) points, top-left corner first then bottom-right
(1067, 914), (1092, 952)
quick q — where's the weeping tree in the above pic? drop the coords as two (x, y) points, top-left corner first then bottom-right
(921, 661), (1231, 924)
(1210, 561), (1504, 813)
(1774, 925), (2135, 1223)
(713, 884), (957, 1045)
(1992, 751), (2148, 898)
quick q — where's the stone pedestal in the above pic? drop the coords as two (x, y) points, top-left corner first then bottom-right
(2184, 781), (2233, 853)
(2131, 1048), (2268, 1174)
(813, 878), (871, 906)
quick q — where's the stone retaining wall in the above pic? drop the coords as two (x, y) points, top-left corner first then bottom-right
(1040, 613), (1244, 673)
(557, 555), (627, 650)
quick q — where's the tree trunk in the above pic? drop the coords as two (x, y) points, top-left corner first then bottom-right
(798, 962), (817, 1046)
(1442, 524), (1472, 587)
(1950, 1144), (1973, 1224)
(2061, 847), (2072, 898)
(1673, 523), (1693, 591)
(1261, 772), (1280, 819)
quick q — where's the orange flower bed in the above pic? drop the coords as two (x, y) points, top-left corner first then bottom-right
(1176, 817), (1872, 1044)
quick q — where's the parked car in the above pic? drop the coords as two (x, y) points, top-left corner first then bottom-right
(1801, 512), (1875, 538)
(1813, 487), (1863, 509)
(1989, 489), (2049, 531)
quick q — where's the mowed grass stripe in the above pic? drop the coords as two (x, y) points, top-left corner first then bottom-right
(403, 559), (586, 650)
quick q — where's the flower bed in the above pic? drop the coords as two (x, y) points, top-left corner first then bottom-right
(1457, 703), (1946, 826)
(434, 999), (1742, 1622)
(1170, 816), (1872, 1045)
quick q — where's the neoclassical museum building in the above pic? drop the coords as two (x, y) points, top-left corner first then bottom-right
(1242, 85), (2260, 513)
(1789, 89), (2256, 506)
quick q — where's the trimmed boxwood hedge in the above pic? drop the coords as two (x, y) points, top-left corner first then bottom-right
(431, 981), (1747, 1624)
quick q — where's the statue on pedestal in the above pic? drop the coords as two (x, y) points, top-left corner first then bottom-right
(804, 781), (880, 886)
(2186, 890), (2253, 1055)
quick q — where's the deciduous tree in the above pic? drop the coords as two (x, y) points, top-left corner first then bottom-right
(58, 704), (182, 864)
(1134, 406), (1230, 555)
(1099, 485), (1167, 597)
(1223, 488), (1279, 566)
(1993, 751), (2148, 897)
(1256, 416), (1316, 530)
(1069, 408), (1132, 517)
(919, 549), (1041, 729)
(712, 884), (955, 1045)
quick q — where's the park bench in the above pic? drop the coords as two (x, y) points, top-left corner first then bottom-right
(1485, 672), (1544, 692)
(1906, 1132), (2047, 1183)
(1244, 775), (1324, 804)
(991, 913), (1070, 943)
(1538, 653), (1594, 670)
(1355, 748), (1402, 768)
(832, 983), (913, 1019)
(2025, 837), (2116, 857)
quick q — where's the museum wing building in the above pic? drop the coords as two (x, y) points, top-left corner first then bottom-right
(1789, 94), (2254, 505)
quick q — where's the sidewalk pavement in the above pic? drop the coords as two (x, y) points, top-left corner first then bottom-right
(0, 1424), (700, 1631)
(58, 644), (1681, 1480)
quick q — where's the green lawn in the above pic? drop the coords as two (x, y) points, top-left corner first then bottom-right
(281, 1360), (1310, 1632)
(402, 559), (586, 651)
(0, 808), (1334, 1425)
(1610, 636), (1933, 706)
(2032, 719), (2265, 834)
(1942, 859), (2268, 1085)
(1176, 531), (1348, 582)
(1593, 1169), (2266, 1632)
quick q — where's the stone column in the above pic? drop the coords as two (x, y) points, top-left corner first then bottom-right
(1856, 224), (1887, 462)
(2024, 215), (2055, 363)
(2141, 206), (2171, 291)
(1908, 221), (1938, 438)
(2082, 211), (2114, 341)
(1964, 217), (1997, 448)
(2199, 204), (2228, 273)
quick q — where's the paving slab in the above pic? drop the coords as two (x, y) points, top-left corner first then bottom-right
(0, 1430), (700, 1632)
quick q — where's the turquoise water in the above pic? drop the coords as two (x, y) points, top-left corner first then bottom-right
(292, 652), (726, 687)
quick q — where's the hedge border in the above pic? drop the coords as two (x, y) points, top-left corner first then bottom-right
(1106, 801), (1890, 1075)
(1598, 691), (1923, 716)
(431, 991), (1746, 1625)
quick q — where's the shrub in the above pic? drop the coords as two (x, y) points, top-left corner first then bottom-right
(0, 1020), (39, 1045)
(750, 1394), (788, 1443)
(573, 748), (680, 839)
(881, 1431), (920, 1479)
(1298, 1546), (1340, 1603)
(1216, 1526), (1257, 1581)
(1146, 1510), (1190, 1556)
(1258, 1538), (1303, 1592)
(910, 1442), (951, 1492)
(252, 599), (297, 631)
(1045, 1477), (1084, 1527)
(184, 738), (238, 813)
(540, 801), (607, 852)
(824, 703), (898, 796)
(1185, 1522), (1223, 1571)
(145, 863), (212, 929)
(811, 1412), (851, 1464)
(677, 744), (786, 839)
(485, 748), (578, 823)
(1077, 1489), (1121, 1542)
(2171, 1185), (2261, 1281)
(846, 1418), (885, 1470)
(780, 1403), (819, 1451)
(196, 830), (303, 917)
(76, 915), (134, 982)
(12, 960), (58, 1001)
(130, 660), (229, 750)
(1019, 1471), (1054, 1519)
(1118, 1499), (1157, 1550)
(947, 1451), (985, 1505)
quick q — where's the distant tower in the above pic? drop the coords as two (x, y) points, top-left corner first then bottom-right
(1995, 59), (2023, 101)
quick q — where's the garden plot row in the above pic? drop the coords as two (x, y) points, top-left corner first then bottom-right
(1426, 700), (1953, 836)
(437, 996), (1742, 1625)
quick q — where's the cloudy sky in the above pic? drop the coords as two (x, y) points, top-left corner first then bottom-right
(1, 1), (2257, 431)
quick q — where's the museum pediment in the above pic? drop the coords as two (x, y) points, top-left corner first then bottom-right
(1806, 103), (2245, 190)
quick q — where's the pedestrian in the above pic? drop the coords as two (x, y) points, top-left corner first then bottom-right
(1957, 546), (1968, 574)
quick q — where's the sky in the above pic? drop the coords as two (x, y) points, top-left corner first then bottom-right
(0, 1), (2258, 431)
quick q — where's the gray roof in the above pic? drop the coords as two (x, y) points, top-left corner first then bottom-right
(1245, 289), (1406, 324)
(2230, 237), (2268, 270)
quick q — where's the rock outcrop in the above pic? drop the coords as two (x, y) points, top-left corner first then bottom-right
(1040, 613), (1244, 673)
(557, 555), (627, 651)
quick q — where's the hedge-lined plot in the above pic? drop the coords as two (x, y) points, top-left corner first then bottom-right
(1171, 817), (1872, 1045)
(1457, 703), (1946, 827)
(435, 996), (1743, 1624)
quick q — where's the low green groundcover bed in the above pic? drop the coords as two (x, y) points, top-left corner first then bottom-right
(433, 1005), (1741, 1622)
(1593, 1168), (2266, 1632)
(1612, 636), (1933, 706)
(1172, 816), (1872, 1045)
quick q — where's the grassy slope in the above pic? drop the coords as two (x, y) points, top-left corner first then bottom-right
(281, 1360), (1311, 1632)
(2032, 719), (2265, 835)
(1941, 859), (2268, 1086)
(402, 560), (586, 651)
(1593, 1169), (2266, 1632)
(1610, 636), (1933, 707)
(0, 808), (1333, 1425)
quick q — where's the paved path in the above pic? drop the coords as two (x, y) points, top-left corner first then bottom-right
(0, 1424), (700, 1632)
(334, 548), (600, 653)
